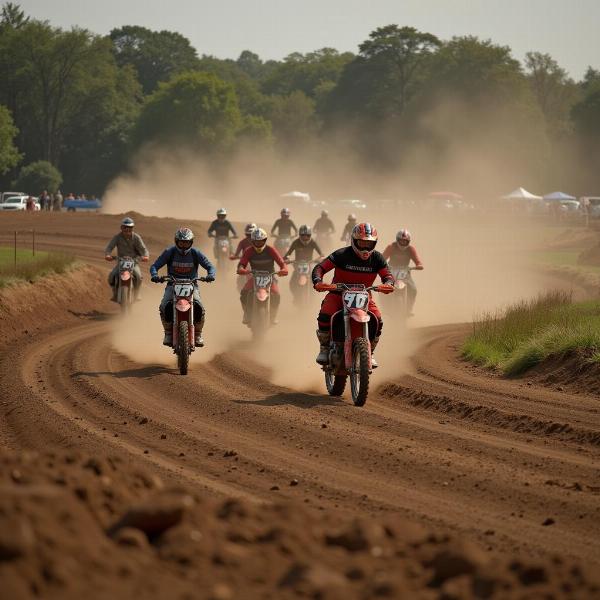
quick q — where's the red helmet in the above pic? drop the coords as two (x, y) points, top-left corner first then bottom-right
(351, 223), (378, 260)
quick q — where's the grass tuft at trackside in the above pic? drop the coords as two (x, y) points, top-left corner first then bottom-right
(0, 248), (76, 287)
(462, 291), (600, 375)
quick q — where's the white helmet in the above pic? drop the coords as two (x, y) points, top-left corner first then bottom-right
(244, 222), (257, 235)
(121, 217), (135, 228)
(396, 229), (411, 245)
(217, 208), (227, 217)
(251, 227), (268, 253)
(281, 207), (290, 217)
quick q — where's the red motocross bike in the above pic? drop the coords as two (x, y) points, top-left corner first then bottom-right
(316, 283), (387, 406)
(154, 275), (207, 375)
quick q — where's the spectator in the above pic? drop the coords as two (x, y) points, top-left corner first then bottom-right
(53, 190), (63, 211)
(39, 190), (50, 211)
(26, 196), (35, 211)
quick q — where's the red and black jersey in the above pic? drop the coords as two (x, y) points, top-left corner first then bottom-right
(312, 246), (393, 286)
(239, 245), (286, 273)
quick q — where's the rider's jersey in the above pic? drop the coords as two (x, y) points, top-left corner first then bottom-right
(208, 219), (237, 238)
(284, 239), (322, 262)
(238, 245), (286, 273)
(104, 232), (149, 258)
(313, 216), (335, 234)
(150, 246), (216, 280)
(233, 237), (253, 258)
(312, 247), (393, 287)
(271, 218), (298, 237)
(382, 243), (423, 269)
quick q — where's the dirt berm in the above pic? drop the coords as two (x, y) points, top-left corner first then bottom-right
(1, 262), (599, 599)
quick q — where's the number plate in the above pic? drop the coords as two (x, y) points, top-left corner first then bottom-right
(342, 291), (369, 309)
(394, 269), (408, 281)
(121, 260), (134, 269)
(255, 274), (272, 288)
(174, 283), (194, 297)
(296, 263), (310, 274)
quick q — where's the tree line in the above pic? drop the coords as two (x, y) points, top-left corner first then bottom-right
(0, 2), (598, 197)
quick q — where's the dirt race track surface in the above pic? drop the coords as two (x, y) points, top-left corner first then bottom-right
(1, 213), (600, 599)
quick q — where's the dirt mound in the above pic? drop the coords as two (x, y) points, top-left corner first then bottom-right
(0, 265), (108, 345)
(1, 448), (598, 600)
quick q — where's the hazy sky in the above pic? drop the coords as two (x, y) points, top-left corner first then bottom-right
(16, 0), (599, 79)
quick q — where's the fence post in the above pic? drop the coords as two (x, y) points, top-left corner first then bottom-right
(32, 229), (35, 256)
(14, 230), (17, 269)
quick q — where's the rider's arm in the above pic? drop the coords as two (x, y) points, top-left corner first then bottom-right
(270, 220), (279, 235)
(410, 246), (423, 268)
(328, 218), (335, 233)
(228, 221), (238, 237)
(382, 244), (392, 260)
(134, 234), (149, 258)
(195, 249), (216, 279)
(207, 220), (216, 236)
(104, 235), (118, 255)
(312, 256), (335, 284)
(313, 240), (323, 257)
(149, 248), (170, 278)
(269, 246), (287, 270)
(375, 254), (395, 285)
(237, 247), (253, 271)
(290, 221), (298, 236)
(233, 239), (243, 258)
(283, 239), (296, 259)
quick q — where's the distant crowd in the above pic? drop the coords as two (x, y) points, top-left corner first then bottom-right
(24, 191), (99, 211)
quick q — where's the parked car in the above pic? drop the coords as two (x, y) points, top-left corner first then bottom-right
(0, 191), (25, 204)
(64, 197), (102, 212)
(0, 195), (40, 211)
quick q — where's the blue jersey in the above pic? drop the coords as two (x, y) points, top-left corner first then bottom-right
(150, 246), (216, 280)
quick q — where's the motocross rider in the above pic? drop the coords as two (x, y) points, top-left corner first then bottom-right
(208, 208), (237, 257)
(237, 228), (288, 325)
(150, 227), (215, 347)
(340, 213), (357, 243)
(231, 223), (257, 259)
(104, 216), (149, 301)
(313, 210), (335, 238)
(271, 208), (298, 240)
(382, 229), (424, 315)
(283, 225), (323, 302)
(312, 223), (394, 367)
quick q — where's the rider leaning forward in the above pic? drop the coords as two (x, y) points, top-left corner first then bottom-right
(208, 208), (237, 256)
(312, 223), (394, 367)
(104, 216), (149, 301)
(150, 227), (215, 347)
(284, 225), (323, 302)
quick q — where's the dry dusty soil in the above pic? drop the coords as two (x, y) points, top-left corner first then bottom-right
(0, 212), (599, 599)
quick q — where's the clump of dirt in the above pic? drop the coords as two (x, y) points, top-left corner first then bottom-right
(1, 448), (598, 600)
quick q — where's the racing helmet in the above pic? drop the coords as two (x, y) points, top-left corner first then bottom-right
(121, 217), (135, 228)
(244, 222), (257, 236)
(299, 225), (312, 244)
(174, 227), (194, 254)
(216, 208), (227, 218)
(251, 227), (268, 253)
(351, 223), (378, 260)
(281, 207), (290, 217)
(321, 210), (328, 217)
(396, 229), (411, 246)
(348, 213), (357, 222)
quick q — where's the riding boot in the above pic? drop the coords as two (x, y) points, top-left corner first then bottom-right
(161, 318), (172, 346)
(316, 330), (330, 365)
(370, 336), (380, 369)
(195, 315), (205, 347)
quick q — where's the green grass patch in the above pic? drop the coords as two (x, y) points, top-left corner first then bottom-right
(0, 247), (76, 287)
(531, 249), (600, 275)
(463, 291), (600, 375)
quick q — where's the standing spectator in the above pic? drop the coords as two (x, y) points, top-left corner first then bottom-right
(26, 196), (35, 211)
(39, 190), (50, 211)
(53, 190), (63, 211)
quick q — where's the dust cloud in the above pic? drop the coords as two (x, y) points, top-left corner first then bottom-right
(104, 103), (576, 392)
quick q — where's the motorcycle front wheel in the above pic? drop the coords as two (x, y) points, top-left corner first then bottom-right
(118, 284), (130, 314)
(325, 369), (346, 396)
(251, 301), (268, 339)
(178, 321), (190, 375)
(349, 337), (370, 407)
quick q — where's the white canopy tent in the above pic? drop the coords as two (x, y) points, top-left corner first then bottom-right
(502, 187), (543, 201)
(280, 191), (310, 202)
(543, 191), (577, 202)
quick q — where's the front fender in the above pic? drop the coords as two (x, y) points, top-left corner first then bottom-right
(175, 299), (191, 312)
(349, 309), (370, 323)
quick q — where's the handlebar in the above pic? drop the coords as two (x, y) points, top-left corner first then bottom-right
(315, 283), (388, 293)
(153, 275), (208, 284)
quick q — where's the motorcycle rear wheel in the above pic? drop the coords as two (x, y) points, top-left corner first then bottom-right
(325, 370), (346, 396)
(349, 337), (370, 407)
(178, 321), (190, 375)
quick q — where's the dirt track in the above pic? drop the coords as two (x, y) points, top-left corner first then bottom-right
(1, 213), (600, 589)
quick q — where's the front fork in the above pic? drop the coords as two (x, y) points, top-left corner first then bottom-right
(172, 298), (195, 352)
(343, 313), (372, 371)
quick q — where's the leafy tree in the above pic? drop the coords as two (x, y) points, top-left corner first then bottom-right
(14, 160), (62, 193)
(263, 91), (317, 147)
(0, 2), (28, 31)
(0, 104), (20, 174)
(525, 52), (578, 136)
(131, 71), (243, 154)
(110, 26), (200, 94)
(261, 48), (354, 99)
